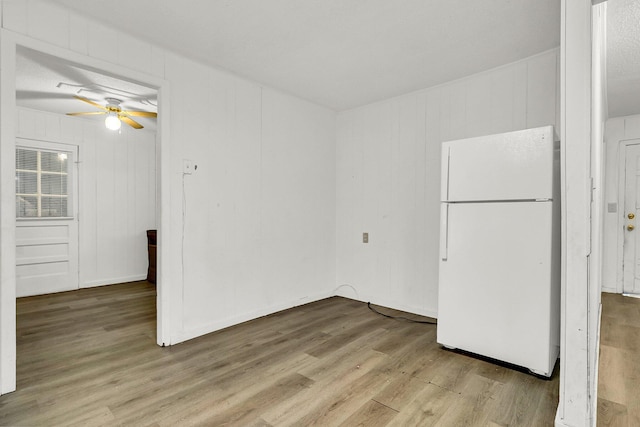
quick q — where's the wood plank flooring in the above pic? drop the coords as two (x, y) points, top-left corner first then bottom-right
(597, 293), (640, 426)
(0, 282), (559, 426)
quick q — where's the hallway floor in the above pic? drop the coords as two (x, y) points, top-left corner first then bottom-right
(597, 292), (640, 426)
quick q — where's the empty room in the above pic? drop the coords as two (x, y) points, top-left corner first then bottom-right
(0, 1), (637, 426)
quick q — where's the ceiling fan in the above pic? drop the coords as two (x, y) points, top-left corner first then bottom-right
(66, 95), (157, 130)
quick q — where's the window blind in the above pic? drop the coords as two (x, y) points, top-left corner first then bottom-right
(16, 148), (70, 218)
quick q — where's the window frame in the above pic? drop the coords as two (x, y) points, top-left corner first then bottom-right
(15, 140), (77, 221)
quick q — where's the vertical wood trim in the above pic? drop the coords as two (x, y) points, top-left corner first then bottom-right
(0, 29), (18, 395)
(589, 5), (607, 422)
(556, 0), (597, 426)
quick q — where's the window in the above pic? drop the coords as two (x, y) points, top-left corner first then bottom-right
(16, 148), (72, 218)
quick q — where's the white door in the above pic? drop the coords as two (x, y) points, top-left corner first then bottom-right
(15, 139), (79, 297)
(623, 142), (640, 295)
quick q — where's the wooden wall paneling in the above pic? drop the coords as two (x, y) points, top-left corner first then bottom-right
(79, 121), (98, 287)
(205, 71), (235, 319)
(43, 112), (61, 142)
(465, 73), (494, 138)
(135, 132), (156, 271)
(390, 94), (418, 306)
(231, 81), (261, 306)
(183, 78), (261, 329)
(107, 131), (124, 279)
(16, 108), (34, 138)
(335, 111), (361, 298)
(87, 21), (119, 65)
(261, 89), (306, 301)
(424, 88), (442, 312)
(335, 50), (559, 320)
(110, 133), (131, 277)
(134, 133), (153, 279)
(510, 62), (529, 133)
(131, 131), (155, 281)
(124, 131), (137, 277)
(360, 103), (385, 300)
(412, 93), (429, 309)
(446, 81), (467, 142)
(1, 0), (28, 35)
(491, 62), (526, 134)
(124, 131), (135, 279)
(603, 115), (640, 293)
(527, 51), (558, 129)
(71, 113), (85, 146)
(151, 46), (165, 79)
(117, 32), (153, 76)
(353, 107), (366, 295)
(32, 109), (47, 139)
(376, 101), (395, 304)
(94, 131), (114, 281)
(336, 111), (355, 294)
(68, 11), (89, 56)
(26, 1), (69, 50)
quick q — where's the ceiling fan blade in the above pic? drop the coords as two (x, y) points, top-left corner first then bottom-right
(66, 111), (107, 116)
(74, 95), (107, 111)
(120, 116), (144, 129)
(121, 110), (158, 118)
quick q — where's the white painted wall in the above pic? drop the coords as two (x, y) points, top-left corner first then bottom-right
(164, 54), (337, 341)
(0, 0), (337, 394)
(336, 49), (560, 317)
(16, 107), (157, 288)
(602, 114), (640, 292)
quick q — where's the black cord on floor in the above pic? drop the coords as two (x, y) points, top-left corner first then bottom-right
(367, 302), (437, 324)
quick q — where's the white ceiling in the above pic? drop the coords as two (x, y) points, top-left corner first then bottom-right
(50, 0), (562, 111)
(607, 0), (640, 118)
(16, 47), (158, 131)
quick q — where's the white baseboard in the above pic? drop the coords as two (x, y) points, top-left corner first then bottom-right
(172, 290), (334, 345)
(334, 290), (438, 319)
(81, 274), (148, 289)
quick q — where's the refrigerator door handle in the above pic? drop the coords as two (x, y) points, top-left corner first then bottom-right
(441, 146), (451, 200)
(440, 204), (449, 261)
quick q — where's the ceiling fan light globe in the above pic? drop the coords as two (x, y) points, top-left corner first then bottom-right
(105, 114), (121, 130)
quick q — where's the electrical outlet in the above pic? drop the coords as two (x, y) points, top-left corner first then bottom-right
(183, 159), (193, 175)
(363, 232), (369, 243)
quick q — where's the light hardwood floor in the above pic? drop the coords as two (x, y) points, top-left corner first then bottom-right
(0, 282), (559, 426)
(597, 293), (640, 426)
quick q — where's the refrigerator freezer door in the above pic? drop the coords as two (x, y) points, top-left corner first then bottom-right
(442, 126), (555, 202)
(437, 201), (558, 376)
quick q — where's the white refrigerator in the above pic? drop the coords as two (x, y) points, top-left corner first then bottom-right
(437, 125), (560, 377)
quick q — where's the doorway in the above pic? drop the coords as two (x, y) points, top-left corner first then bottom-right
(622, 140), (640, 295)
(0, 31), (171, 395)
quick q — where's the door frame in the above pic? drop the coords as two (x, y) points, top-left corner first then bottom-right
(616, 138), (640, 293)
(0, 30), (172, 394)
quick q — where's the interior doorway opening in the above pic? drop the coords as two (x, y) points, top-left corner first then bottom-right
(1, 31), (171, 395)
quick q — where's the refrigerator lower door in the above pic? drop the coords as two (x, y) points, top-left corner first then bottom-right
(437, 201), (559, 376)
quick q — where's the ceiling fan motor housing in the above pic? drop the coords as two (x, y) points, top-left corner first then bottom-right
(105, 97), (122, 112)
